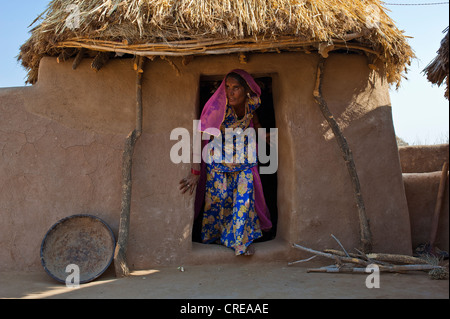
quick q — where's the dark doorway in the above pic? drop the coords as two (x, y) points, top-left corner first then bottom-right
(192, 74), (278, 243)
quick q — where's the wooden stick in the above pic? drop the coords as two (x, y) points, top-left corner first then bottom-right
(135, 56), (145, 136)
(307, 264), (444, 274)
(287, 255), (317, 266)
(323, 249), (362, 259)
(379, 264), (446, 273)
(429, 162), (449, 249)
(312, 56), (372, 253)
(325, 249), (393, 266)
(307, 266), (365, 273)
(113, 130), (138, 278)
(56, 48), (76, 63)
(57, 52), (67, 64)
(114, 56), (145, 278)
(307, 264), (370, 273)
(293, 242), (446, 275)
(72, 48), (86, 70)
(91, 51), (110, 72)
(53, 36), (380, 59)
(292, 243), (369, 267)
(366, 253), (429, 265)
(330, 234), (350, 257)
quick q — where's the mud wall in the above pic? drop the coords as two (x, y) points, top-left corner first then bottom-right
(0, 52), (412, 271)
(399, 144), (449, 252)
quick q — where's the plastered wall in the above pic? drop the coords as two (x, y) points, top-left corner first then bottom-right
(0, 52), (412, 271)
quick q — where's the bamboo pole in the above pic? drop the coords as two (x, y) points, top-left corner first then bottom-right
(114, 56), (145, 278)
(312, 56), (372, 253)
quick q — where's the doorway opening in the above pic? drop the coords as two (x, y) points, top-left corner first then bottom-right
(192, 74), (278, 243)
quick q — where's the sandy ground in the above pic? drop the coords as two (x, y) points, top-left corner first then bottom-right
(1, 261), (448, 301)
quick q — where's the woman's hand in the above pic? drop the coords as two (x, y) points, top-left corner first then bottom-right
(179, 169), (201, 195)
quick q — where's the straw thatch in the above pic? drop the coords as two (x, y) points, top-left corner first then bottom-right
(423, 27), (449, 100)
(18, 0), (414, 85)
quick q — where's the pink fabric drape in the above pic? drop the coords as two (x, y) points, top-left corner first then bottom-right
(198, 69), (262, 136)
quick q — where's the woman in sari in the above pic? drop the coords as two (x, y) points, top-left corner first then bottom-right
(180, 69), (272, 256)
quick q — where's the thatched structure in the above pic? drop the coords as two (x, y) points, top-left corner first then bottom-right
(4, 0), (433, 275)
(19, 0), (413, 86)
(423, 27), (449, 100)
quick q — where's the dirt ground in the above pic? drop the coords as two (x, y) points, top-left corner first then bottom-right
(1, 261), (448, 301)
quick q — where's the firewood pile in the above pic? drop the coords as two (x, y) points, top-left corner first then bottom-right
(289, 236), (449, 280)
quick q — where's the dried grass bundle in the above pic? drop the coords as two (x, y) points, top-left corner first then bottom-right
(18, 0), (414, 85)
(423, 27), (449, 100)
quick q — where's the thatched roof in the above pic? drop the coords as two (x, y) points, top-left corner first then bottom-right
(423, 27), (449, 100)
(19, 0), (414, 86)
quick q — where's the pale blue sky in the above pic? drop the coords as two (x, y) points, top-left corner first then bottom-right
(0, 1), (448, 145)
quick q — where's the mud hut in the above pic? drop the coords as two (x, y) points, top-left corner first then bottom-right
(1, 0), (418, 273)
(423, 27), (449, 100)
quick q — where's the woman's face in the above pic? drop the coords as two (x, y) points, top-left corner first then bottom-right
(225, 76), (247, 108)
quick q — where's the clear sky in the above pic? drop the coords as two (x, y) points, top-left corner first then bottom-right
(0, 1), (448, 145)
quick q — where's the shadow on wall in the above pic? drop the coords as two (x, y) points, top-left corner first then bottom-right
(400, 144), (449, 253)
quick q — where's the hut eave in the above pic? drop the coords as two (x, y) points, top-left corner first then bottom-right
(17, 0), (415, 86)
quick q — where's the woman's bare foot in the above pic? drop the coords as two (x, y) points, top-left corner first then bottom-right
(244, 244), (255, 256)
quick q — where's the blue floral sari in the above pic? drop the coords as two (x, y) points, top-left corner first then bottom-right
(201, 98), (263, 255)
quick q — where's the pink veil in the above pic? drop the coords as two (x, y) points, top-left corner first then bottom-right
(198, 69), (262, 136)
